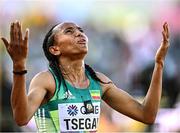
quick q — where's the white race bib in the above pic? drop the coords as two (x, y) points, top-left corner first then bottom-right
(58, 102), (100, 132)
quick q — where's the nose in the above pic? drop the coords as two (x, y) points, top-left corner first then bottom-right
(75, 29), (84, 37)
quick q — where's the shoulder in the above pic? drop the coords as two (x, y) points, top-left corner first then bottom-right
(31, 70), (53, 82)
(95, 72), (112, 83)
(95, 72), (126, 103)
(95, 72), (115, 96)
(27, 70), (56, 108)
(29, 70), (55, 91)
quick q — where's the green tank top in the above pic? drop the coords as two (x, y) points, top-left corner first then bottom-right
(34, 67), (103, 132)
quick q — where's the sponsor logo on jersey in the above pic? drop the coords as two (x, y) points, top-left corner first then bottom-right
(63, 90), (76, 99)
(67, 105), (78, 116)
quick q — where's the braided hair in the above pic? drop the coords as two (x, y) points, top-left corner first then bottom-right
(42, 23), (111, 99)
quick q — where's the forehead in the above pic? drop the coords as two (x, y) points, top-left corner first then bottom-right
(53, 22), (80, 32)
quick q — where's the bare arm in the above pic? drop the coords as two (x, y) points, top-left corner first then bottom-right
(142, 22), (170, 122)
(100, 22), (170, 124)
(11, 71), (48, 126)
(1, 21), (49, 126)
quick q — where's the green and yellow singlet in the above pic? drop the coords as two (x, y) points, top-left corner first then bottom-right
(34, 68), (102, 132)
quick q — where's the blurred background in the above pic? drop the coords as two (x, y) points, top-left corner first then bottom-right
(0, 0), (180, 132)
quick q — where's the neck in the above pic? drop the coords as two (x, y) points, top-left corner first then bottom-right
(58, 57), (88, 88)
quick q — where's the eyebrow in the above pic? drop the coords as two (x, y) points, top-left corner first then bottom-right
(63, 26), (82, 31)
(77, 27), (83, 30)
(64, 27), (73, 30)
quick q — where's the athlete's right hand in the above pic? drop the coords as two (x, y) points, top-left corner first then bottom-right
(1, 21), (29, 67)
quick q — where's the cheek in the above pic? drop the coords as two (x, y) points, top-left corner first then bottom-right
(57, 36), (75, 53)
(56, 35), (74, 45)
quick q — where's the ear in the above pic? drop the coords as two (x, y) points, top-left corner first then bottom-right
(49, 46), (61, 56)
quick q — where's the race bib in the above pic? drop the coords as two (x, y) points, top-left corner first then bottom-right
(58, 102), (100, 132)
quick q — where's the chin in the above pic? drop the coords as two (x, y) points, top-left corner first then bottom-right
(81, 49), (88, 55)
(79, 45), (88, 53)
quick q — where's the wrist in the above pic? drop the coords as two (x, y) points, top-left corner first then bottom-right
(13, 70), (27, 75)
(13, 60), (26, 71)
(155, 61), (164, 69)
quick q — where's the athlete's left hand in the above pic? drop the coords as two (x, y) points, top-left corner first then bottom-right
(155, 22), (170, 67)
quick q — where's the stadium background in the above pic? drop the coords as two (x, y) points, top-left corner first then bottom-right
(0, 0), (180, 132)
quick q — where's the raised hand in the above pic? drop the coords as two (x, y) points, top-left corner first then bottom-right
(155, 22), (170, 67)
(1, 21), (29, 67)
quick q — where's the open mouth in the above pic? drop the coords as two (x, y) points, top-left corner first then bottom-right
(77, 38), (87, 44)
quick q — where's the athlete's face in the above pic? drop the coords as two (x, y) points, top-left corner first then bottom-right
(50, 22), (88, 57)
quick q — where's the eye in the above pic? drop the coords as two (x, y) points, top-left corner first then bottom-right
(65, 29), (74, 34)
(79, 28), (84, 33)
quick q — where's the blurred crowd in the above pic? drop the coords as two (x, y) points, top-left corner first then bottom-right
(0, 0), (180, 132)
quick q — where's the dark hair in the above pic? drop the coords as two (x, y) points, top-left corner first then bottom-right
(42, 24), (111, 99)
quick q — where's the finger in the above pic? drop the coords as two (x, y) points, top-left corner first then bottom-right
(163, 22), (166, 31)
(162, 22), (169, 40)
(1, 37), (9, 48)
(163, 22), (169, 40)
(162, 31), (169, 44)
(165, 23), (169, 39)
(162, 31), (166, 40)
(18, 21), (23, 42)
(164, 22), (167, 32)
(14, 21), (19, 43)
(162, 31), (168, 42)
(24, 28), (29, 46)
(10, 22), (14, 42)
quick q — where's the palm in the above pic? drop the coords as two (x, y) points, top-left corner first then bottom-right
(1, 21), (29, 63)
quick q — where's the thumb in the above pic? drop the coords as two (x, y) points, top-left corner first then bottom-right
(1, 37), (9, 48)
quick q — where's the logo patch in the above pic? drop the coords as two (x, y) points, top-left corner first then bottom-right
(63, 90), (76, 99)
(67, 105), (78, 116)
